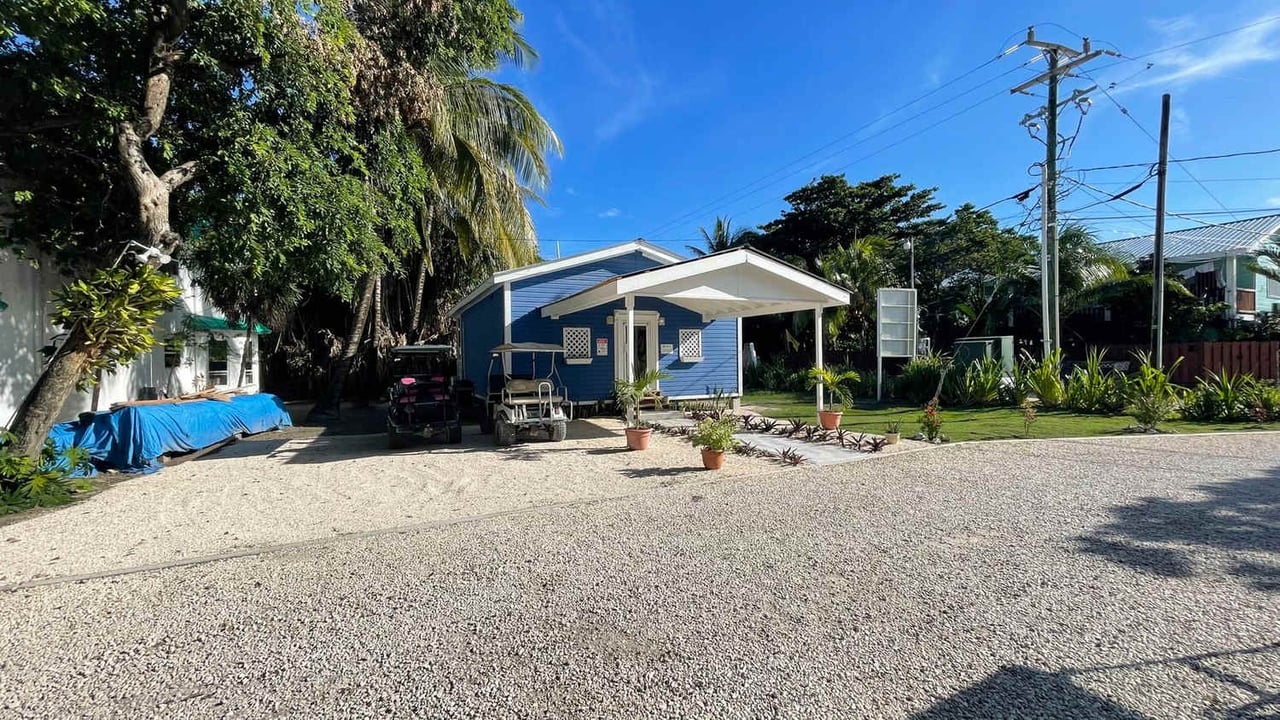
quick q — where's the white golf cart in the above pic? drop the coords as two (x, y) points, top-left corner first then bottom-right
(482, 343), (572, 446)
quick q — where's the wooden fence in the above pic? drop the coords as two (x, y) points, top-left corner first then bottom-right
(1161, 342), (1280, 384)
(1088, 342), (1280, 383)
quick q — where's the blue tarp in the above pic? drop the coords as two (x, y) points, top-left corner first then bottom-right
(48, 393), (293, 475)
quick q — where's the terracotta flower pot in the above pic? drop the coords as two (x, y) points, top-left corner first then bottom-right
(625, 427), (652, 451)
(701, 447), (726, 470)
(817, 410), (843, 430)
(884, 432), (900, 445)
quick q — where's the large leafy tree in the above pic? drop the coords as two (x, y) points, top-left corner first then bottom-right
(1, 0), (557, 451)
(753, 174), (944, 272)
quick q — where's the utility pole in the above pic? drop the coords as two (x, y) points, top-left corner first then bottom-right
(1151, 93), (1171, 368)
(1011, 26), (1112, 356)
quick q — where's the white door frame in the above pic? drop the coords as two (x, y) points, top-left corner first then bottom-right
(613, 310), (660, 386)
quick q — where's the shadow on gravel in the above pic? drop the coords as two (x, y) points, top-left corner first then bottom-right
(913, 666), (1151, 719)
(1075, 469), (1280, 592)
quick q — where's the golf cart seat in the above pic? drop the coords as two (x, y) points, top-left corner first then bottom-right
(503, 378), (563, 405)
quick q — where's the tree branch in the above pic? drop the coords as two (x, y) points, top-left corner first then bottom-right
(161, 160), (200, 189)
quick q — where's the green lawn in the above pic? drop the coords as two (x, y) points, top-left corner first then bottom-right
(741, 391), (1280, 442)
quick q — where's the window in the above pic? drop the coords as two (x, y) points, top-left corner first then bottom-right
(242, 338), (255, 384)
(1268, 276), (1280, 299)
(562, 326), (592, 365)
(207, 338), (229, 386)
(678, 328), (703, 362)
(163, 342), (181, 368)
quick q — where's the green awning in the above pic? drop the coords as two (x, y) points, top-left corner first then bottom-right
(186, 314), (272, 335)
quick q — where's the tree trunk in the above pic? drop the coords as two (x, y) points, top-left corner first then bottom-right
(410, 206), (434, 338)
(7, 325), (94, 458)
(6, 1), (195, 458)
(307, 275), (375, 420)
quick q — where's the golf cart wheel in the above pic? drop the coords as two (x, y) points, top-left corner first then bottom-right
(448, 425), (463, 444)
(549, 421), (567, 442)
(494, 420), (515, 446)
(388, 428), (406, 449)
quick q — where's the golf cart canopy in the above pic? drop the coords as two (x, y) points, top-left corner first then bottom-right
(391, 344), (454, 354)
(490, 342), (565, 354)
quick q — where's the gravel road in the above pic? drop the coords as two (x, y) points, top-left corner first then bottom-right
(1, 433), (1277, 718)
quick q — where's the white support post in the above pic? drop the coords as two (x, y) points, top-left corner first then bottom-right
(625, 294), (635, 383)
(814, 306), (824, 411)
(1226, 255), (1239, 319)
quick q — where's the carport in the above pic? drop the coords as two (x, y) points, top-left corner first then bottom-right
(541, 248), (852, 408)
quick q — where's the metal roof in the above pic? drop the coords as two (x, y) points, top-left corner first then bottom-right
(1096, 214), (1280, 261)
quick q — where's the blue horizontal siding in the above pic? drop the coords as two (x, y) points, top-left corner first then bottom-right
(460, 288), (503, 393)
(465, 250), (741, 403)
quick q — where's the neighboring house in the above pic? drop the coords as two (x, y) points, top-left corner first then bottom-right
(0, 252), (267, 427)
(449, 240), (850, 408)
(1097, 214), (1280, 321)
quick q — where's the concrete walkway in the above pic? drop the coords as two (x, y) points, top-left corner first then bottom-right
(646, 410), (927, 465)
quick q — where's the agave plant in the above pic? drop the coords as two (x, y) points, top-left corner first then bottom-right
(866, 437), (888, 452)
(784, 418), (807, 437)
(759, 418), (778, 434)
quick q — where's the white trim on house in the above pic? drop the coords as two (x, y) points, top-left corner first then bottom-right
(613, 309), (660, 385)
(502, 281), (512, 374)
(736, 316), (744, 395)
(447, 240), (683, 318)
(541, 248), (851, 321)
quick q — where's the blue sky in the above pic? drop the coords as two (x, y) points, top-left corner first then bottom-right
(505, 1), (1280, 258)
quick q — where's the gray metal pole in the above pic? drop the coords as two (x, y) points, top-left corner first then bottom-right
(1045, 50), (1061, 356)
(1152, 94), (1171, 369)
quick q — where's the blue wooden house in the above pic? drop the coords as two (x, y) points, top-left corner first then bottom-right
(449, 240), (850, 409)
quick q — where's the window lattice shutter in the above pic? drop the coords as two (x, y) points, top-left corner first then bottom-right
(563, 327), (591, 359)
(678, 329), (703, 361)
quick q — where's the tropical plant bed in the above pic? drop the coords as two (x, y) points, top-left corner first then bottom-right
(742, 392), (1280, 443)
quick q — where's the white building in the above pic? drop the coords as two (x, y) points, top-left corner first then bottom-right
(0, 252), (264, 427)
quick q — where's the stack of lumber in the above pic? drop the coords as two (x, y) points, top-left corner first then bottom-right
(109, 388), (239, 411)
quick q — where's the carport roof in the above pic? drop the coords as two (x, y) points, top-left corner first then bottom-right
(540, 247), (851, 320)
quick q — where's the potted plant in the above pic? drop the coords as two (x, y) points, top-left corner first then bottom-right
(690, 416), (738, 470)
(807, 366), (861, 430)
(883, 419), (901, 445)
(614, 369), (672, 450)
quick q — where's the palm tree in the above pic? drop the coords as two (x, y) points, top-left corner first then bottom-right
(687, 216), (752, 257)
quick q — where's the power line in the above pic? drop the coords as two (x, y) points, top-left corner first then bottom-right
(640, 51), (1037, 240)
(1062, 176), (1280, 237)
(1084, 71), (1241, 221)
(1128, 14), (1280, 61)
(1068, 146), (1280, 173)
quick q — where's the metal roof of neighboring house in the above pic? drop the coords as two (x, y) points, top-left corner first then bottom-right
(1096, 214), (1280, 262)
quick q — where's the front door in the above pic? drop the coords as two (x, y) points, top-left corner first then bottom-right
(613, 310), (660, 385)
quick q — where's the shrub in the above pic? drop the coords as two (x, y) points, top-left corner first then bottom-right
(690, 417), (739, 452)
(919, 400), (944, 442)
(1021, 349), (1065, 408)
(1254, 384), (1280, 421)
(1065, 348), (1127, 414)
(1126, 352), (1181, 431)
(946, 356), (1004, 407)
(1182, 369), (1257, 422)
(744, 359), (807, 393)
(999, 362), (1032, 406)
(897, 353), (949, 404)
(0, 432), (93, 515)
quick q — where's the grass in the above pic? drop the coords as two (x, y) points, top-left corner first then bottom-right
(743, 391), (1280, 442)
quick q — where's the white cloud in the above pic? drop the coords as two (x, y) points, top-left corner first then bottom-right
(556, 3), (658, 142)
(1128, 14), (1280, 90)
(565, 187), (577, 196)
(598, 208), (622, 219)
(1266, 195), (1280, 206)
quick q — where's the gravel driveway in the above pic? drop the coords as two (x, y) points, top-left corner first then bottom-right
(0, 418), (778, 587)
(1, 433), (1277, 718)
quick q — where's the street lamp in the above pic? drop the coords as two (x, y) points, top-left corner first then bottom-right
(904, 238), (915, 290)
